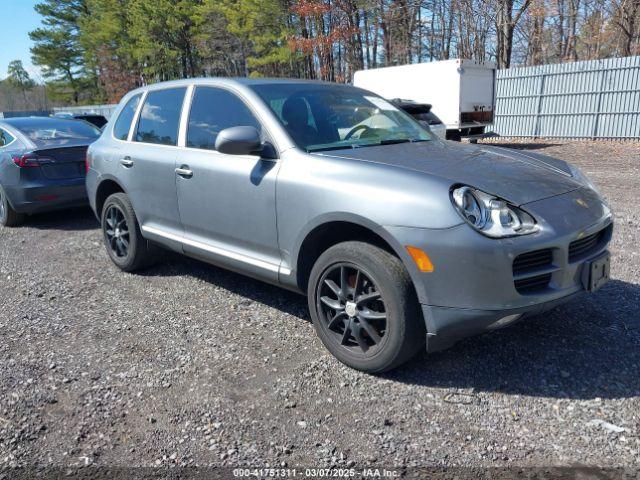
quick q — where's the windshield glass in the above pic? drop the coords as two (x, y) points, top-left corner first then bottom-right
(249, 83), (431, 152)
(8, 118), (101, 146)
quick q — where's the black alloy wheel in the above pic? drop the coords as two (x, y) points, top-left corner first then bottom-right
(316, 263), (388, 355)
(101, 192), (156, 272)
(104, 204), (130, 258)
(308, 241), (425, 373)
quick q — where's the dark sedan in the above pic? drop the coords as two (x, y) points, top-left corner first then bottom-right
(0, 117), (101, 226)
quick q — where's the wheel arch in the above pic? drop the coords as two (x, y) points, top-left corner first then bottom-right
(292, 213), (427, 304)
(95, 177), (127, 219)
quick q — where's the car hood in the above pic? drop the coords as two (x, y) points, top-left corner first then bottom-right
(314, 141), (582, 205)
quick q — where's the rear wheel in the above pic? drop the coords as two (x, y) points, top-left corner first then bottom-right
(101, 193), (156, 271)
(308, 241), (425, 373)
(0, 185), (24, 227)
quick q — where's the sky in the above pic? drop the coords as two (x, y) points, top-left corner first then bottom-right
(0, 0), (43, 81)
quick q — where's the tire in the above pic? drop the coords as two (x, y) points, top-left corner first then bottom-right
(0, 184), (25, 227)
(101, 192), (156, 272)
(307, 241), (425, 373)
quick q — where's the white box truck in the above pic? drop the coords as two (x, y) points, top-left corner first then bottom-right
(353, 59), (496, 140)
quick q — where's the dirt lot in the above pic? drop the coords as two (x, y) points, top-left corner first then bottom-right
(0, 140), (639, 473)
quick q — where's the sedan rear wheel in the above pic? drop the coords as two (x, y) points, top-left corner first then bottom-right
(0, 185), (24, 227)
(308, 241), (425, 373)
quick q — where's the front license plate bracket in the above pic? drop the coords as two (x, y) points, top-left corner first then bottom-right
(582, 251), (610, 292)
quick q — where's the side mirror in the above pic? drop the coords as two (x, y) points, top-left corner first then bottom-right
(215, 126), (262, 156)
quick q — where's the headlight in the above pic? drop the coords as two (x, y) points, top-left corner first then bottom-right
(451, 186), (539, 238)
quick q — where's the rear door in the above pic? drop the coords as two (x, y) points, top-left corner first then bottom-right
(175, 85), (281, 281)
(121, 87), (186, 243)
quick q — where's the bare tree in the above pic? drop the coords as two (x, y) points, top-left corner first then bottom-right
(495, 0), (532, 67)
(609, 0), (640, 55)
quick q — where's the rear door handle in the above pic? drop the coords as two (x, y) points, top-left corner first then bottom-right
(175, 167), (193, 178)
(120, 157), (134, 168)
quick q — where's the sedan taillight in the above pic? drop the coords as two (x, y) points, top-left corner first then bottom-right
(11, 154), (51, 168)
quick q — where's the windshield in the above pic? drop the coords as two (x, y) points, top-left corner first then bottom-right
(249, 83), (431, 152)
(8, 118), (101, 146)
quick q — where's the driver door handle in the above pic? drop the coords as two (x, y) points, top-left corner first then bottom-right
(175, 167), (193, 178)
(120, 157), (134, 168)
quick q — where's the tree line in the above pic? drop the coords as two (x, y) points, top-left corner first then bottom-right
(3, 0), (639, 107)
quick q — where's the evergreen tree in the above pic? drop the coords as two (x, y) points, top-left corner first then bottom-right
(29, 0), (100, 103)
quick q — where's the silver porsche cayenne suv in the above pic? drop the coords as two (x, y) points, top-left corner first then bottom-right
(86, 78), (613, 372)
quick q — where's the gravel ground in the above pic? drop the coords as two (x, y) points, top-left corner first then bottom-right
(0, 140), (638, 473)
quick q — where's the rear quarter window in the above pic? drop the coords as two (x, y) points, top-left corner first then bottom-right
(134, 88), (186, 146)
(113, 94), (142, 140)
(0, 128), (15, 147)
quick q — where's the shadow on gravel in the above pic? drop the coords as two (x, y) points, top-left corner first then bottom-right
(19, 206), (99, 231)
(141, 253), (311, 320)
(389, 279), (640, 400)
(142, 251), (639, 400)
(483, 142), (564, 151)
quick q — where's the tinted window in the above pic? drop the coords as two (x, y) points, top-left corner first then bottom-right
(5, 118), (100, 147)
(187, 87), (261, 150)
(77, 115), (108, 129)
(114, 94), (141, 140)
(135, 88), (186, 146)
(0, 129), (15, 147)
(249, 83), (430, 152)
(413, 111), (443, 125)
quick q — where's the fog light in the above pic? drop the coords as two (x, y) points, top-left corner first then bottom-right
(488, 314), (522, 330)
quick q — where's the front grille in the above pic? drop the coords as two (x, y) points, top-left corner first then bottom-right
(512, 226), (610, 295)
(513, 248), (553, 294)
(569, 229), (605, 262)
(515, 273), (553, 294)
(513, 249), (553, 275)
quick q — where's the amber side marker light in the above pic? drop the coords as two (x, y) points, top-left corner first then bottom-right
(405, 246), (434, 272)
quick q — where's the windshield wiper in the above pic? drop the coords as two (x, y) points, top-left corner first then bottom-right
(379, 138), (412, 145)
(354, 138), (425, 148)
(307, 145), (356, 153)
(308, 137), (428, 152)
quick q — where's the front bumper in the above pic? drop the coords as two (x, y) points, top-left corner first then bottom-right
(422, 292), (583, 352)
(386, 187), (613, 350)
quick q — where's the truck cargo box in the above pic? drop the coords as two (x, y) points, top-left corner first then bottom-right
(353, 59), (496, 136)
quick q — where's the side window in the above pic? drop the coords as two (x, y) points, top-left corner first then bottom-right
(187, 87), (261, 151)
(113, 94), (141, 141)
(135, 88), (186, 146)
(0, 128), (15, 147)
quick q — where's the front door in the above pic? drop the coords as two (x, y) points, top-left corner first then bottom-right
(175, 86), (281, 281)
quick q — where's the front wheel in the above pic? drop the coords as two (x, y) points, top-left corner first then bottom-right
(101, 193), (156, 272)
(307, 241), (425, 373)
